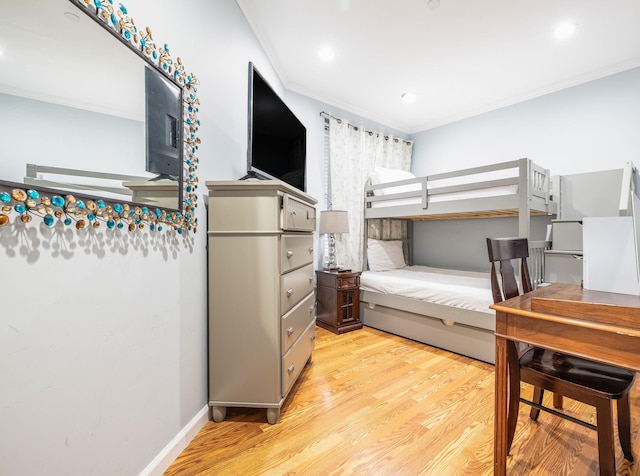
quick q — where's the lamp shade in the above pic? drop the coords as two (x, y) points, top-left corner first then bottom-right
(319, 210), (349, 234)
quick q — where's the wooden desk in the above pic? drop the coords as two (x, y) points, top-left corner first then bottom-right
(491, 282), (640, 475)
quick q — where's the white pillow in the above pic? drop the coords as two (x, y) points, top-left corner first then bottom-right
(367, 239), (407, 271)
(369, 167), (420, 196)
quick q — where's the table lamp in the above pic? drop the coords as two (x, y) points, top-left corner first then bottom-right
(319, 210), (349, 270)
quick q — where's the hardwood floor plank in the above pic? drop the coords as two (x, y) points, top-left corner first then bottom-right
(164, 326), (640, 475)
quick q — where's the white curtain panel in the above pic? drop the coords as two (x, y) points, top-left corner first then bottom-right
(328, 116), (413, 271)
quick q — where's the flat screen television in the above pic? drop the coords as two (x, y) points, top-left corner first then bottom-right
(246, 62), (307, 192)
(145, 66), (181, 181)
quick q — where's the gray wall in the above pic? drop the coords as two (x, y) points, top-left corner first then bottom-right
(410, 67), (640, 178)
(0, 0), (409, 474)
(0, 93), (145, 184)
(412, 216), (551, 273)
(410, 67), (640, 272)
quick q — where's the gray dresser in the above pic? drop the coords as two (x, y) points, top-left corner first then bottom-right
(206, 180), (317, 424)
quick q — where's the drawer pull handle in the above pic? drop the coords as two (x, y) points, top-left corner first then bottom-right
(287, 288), (294, 297)
(308, 247), (314, 253)
(309, 305), (315, 313)
(287, 326), (294, 336)
(291, 211), (297, 215)
(288, 364), (295, 373)
(308, 277), (313, 284)
(311, 334), (316, 341)
(287, 250), (294, 258)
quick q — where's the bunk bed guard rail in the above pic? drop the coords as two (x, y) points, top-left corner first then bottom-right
(529, 240), (551, 288)
(366, 158), (551, 210)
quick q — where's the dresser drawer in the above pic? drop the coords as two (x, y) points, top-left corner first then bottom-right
(282, 194), (316, 232)
(281, 320), (315, 396)
(281, 293), (315, 354)
(281, 234), (314, 273)
(281, 263), (314, 314)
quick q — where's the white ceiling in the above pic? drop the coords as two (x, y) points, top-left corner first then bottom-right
(236, 0), (640, 134)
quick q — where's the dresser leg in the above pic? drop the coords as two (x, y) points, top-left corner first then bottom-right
(211, 406), (227, 422)
(267, 408), (280, 425)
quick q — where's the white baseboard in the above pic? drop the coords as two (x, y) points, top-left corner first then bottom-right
(139, 405), (209, 476)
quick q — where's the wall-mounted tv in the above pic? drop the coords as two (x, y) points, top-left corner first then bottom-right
(246, 62), (307, 192)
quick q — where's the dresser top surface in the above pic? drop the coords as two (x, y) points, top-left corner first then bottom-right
(205, 180), (317, 205)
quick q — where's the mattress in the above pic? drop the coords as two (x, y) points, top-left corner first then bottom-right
(370, 184), (518, 208)
(360, 265), (494, 315)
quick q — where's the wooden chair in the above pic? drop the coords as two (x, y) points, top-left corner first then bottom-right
(486, 237), (635, 475)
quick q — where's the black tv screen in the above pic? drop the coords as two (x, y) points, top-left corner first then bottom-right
(247, 62), (306, 192)
(145, 66), (181, 180)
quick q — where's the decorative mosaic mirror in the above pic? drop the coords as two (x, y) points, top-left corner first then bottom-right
(0, 0), (200, 234)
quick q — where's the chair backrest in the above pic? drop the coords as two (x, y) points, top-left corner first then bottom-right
(486, 237), (533, 304)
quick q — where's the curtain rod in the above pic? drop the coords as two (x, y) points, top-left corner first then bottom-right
(320, 111), (413, 145)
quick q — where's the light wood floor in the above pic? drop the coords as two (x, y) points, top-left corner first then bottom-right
(164, 326), (640, 475)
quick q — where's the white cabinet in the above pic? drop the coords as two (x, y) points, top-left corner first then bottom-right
(206, 180), (317, 424)
(583, 216), (640, 296)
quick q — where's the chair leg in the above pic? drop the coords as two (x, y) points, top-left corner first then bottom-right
(553, 393), (564, 409)
(529, 386), (544, 421)
(617, 393), (634, 462)
(595, 397), (616, 476)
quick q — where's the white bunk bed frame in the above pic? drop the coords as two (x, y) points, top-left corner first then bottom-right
(619, 161), (640, 218)
(365, 157), (556, 239)
(360, 157), (558, 364)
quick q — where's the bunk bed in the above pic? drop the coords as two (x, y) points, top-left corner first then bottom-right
(360, 158), (558, 364)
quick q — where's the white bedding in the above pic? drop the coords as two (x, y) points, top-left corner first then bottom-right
(360, 265), (494, 315)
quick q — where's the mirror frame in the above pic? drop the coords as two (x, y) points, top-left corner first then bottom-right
(0, 0), (200, 235)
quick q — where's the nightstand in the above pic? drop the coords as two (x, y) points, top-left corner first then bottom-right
(315, 270), (363, 334)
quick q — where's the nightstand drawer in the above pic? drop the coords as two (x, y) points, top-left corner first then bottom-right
(336, 275), (360, 289)
(281, 234), (314, 273)
(280, 263), (314, 314)
(316, 271), (360, 289)
(281, 293), (315, 354)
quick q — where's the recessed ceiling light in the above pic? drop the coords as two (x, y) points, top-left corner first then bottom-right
(318, 46), (335, 62)
(554, 21), (578, 40)
(401, 92), (417, 103)
(427, 0), (440, 10)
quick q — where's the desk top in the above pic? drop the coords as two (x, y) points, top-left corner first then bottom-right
(491, 282), (640, 333)
(491, 284), (640, 476)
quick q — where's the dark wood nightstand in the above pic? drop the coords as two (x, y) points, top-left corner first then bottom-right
(315, 270), (363, 334)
